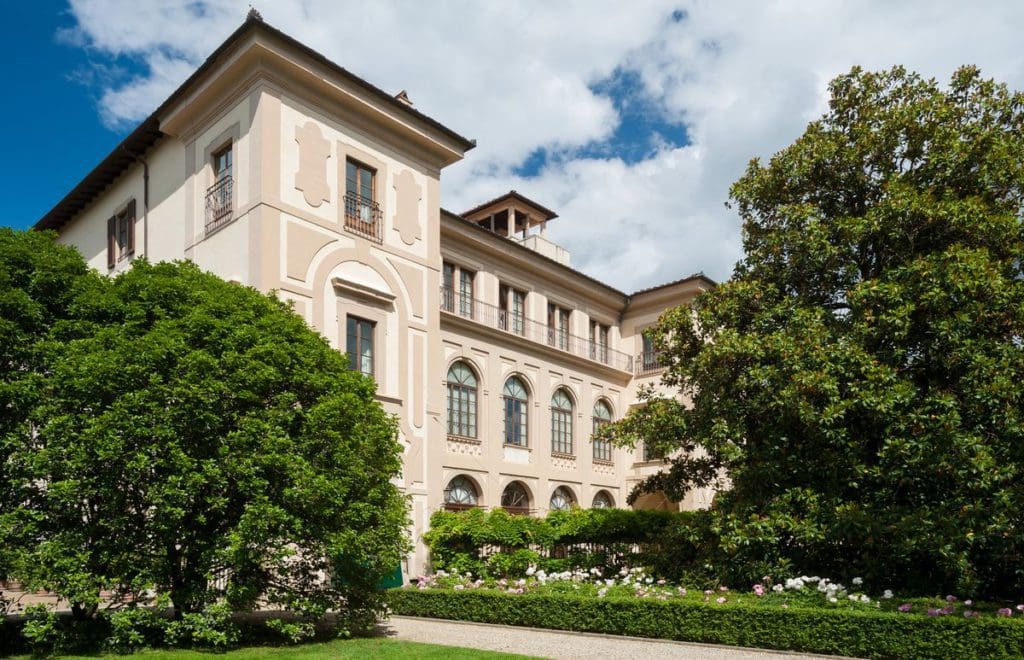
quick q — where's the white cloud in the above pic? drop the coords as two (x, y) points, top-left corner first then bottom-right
(64, 0), (1024, 290)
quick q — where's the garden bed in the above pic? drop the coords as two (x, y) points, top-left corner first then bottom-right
(386, 573), (1024, 659)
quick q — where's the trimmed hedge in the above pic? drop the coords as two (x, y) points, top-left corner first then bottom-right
(386, 589), (1024, 659)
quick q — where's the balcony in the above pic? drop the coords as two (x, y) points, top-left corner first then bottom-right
(344, 191), (383, 243)
(635, 350), (665, 376)
(204, 175), (233, 234)
(441, 286), (634, 372)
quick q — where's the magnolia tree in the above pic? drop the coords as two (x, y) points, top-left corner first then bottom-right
(2, 249), (408, 629)
(605, 66), (1024, 596)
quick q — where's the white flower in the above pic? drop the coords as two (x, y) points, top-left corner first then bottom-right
(453, 584), (465, 591)
(598, 588), (608, 598)
(882, 589), (894, 600)
(860, 594), (871, 603)
(848, 594), (858, 601)
(645, 577), (654, 584)
(828, 597), (838, 603)
(525, 566), (536, 576)
(772, 584), (784, 593)
(852, 577), (863, 586)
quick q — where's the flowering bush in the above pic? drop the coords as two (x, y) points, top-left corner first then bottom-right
(410, 568), (1024, 620)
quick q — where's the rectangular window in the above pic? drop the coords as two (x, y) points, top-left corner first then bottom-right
(499, 284), (527, 335)
(640, 331), (661, 373)
(547, 303), (570, 350)
(106, 199), (136, 268)
(346, 316), (375, 377)
(504, 397), (527, 446)
(458, 269), (475, 318)
(592, 421), (612, 462)
(344, 158), (382, 241)
(643, 442), (665, 462)
(206, 144), (233, 232)
(442, 262), (455, 312)
(589, 320), (609, 363)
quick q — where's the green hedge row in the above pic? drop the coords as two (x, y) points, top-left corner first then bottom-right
(425, 507), (691, 549)
(423, 507), (705, 579)
(385, 589), (1024, 659)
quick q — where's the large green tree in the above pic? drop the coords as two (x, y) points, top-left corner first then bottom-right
(0, 229), (92, 581)
(5, 257), (408, 627)
(608, 66), (1024, 596)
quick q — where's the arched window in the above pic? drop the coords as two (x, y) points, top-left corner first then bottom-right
(446, 361), (478, 438)
(551, 389), (574, 455)
(502, 376), (529, 447)
(592, 400), (613, 462)
(592, 490), (614, 509)
(501, 481), (531, 514)
(549, 486), (575, 511)
(444, 475), (478, 511)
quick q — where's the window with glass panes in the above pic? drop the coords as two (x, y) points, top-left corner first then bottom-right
(592, 400), (613, 462)
(551, 389), (574, 455)
(549, 486), (574, 511)
(502, 376), (529, 446)
(446, 362), (477, 438)
(346, 158), (375, 222)
(442, 262), (455, 312)
(458, 268), (475, 318)
(346, 316), (374, 376)
(589, 320), (609, 362)
(547, 303), (570, 349)
(499, 284), (526, 335)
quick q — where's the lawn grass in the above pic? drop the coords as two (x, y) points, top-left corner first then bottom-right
(24, 638), (533, 659)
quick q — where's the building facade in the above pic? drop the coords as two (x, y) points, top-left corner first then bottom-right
(37, 15), (713, 577)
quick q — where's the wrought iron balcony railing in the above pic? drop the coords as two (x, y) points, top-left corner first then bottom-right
(636, 350), (665, 376)
(441, 286), (634, 372)
(344, 191), (383, 243)
(205, 175), (233, 234)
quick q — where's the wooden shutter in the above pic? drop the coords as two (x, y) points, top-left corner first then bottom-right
(107, 216), (116, 269)
(126, 199), (136, 256)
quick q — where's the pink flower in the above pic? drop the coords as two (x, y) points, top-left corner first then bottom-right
(752, 584), (765, 596)
(1017, 604), (1024, 612)
(926, 608), (941, 617)
(940, 606), (955, 615)
(964, 610), (979, 618)
(677, 587), (687, 596)
(898, 603), (913, 612)
(719, 586), (729, 592)
(997, 608), (1013, 617)
(946, 595), (957, 603)
(965, 600), (973, 606)
(657, 579), (666, 585)
(716, 596), (727, 604)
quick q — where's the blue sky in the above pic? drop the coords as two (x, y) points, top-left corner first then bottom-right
(5, 2), (1024, 290)
(1, 4), (127, 229)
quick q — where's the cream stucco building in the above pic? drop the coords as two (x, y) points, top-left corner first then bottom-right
(37, 14), (714, 578)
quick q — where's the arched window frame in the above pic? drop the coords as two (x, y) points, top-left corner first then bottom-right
(591, 490), (614, 509)
(502, 376), (529, 447)
(501, 481), (531, 515)
(444, 475), (479, 511)
(549, 486), (576, 511)
(446, 361), (478, 439)
(592, 399), (613, 463)
(550, 388), (574, 455)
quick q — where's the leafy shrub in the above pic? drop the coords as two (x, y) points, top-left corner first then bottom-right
(425, 508), (701, 578)
(104, 606), (168, 652)
(164, 603), (240, 649)
(265, 618), (316, 644)
(21, 604), (63, 655)
(387, 589), (1024, 659)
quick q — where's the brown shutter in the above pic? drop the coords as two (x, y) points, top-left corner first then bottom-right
(107, 216), (116, 269)
(126, 199), (136, 256)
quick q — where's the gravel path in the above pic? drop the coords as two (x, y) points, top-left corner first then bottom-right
(382, 615), (853, 659)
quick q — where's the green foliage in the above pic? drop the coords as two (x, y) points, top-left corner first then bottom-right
(265, 618), (317, 645)
(424, 508), (697, 578)
(1, 254), (409, 629)
(165, 603), (240, 649)
(20, 604), (63, 655)
(105, 606), (169, 652)
(603, 66), (1024, 597)
(387, 589), (1024, 659)
(0, 229), (92, 580)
